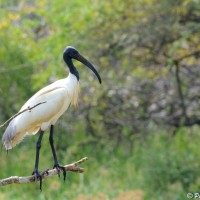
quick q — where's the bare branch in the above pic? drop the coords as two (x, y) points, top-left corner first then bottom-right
(174, 62), (188, 120)
(0, 101), (47, 128)
(0, 157), (88, 186)
(175, 50), (200, 64)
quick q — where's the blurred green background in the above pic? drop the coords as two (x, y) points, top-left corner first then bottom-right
(0, 0), (200, 199)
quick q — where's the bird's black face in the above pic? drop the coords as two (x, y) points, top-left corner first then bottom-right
(63, 46), (102, 84)
(64, 46), (79, 58)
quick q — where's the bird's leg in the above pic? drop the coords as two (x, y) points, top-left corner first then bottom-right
(49, 125), (66, 181)
(32, 130), (44, 191)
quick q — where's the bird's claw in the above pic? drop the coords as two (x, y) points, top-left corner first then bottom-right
(32, 169), (43, 191)
(53, 163), (67, 181)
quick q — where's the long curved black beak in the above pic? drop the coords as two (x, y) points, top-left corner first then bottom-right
(73, 53), (102, 84)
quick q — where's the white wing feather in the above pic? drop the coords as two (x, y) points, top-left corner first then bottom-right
(2, 73), (79, 150)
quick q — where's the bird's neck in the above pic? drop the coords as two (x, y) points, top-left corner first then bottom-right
(64, 56), (79, 81)
(66, 73), (80, 106)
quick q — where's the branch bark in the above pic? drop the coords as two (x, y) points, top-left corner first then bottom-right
(174, 62), (187, 118)
(0, 157), (88, 186)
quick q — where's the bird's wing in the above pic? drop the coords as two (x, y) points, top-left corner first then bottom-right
(2, 85), (71, 149)
(19, 86), (69, 125)
(20, 80), (66, 110)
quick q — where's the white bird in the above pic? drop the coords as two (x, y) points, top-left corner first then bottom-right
(2, 46), (101, 190)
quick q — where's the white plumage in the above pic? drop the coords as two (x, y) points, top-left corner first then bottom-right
(2, 73), (79, 149)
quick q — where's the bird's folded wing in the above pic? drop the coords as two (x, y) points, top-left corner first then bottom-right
(2, 86), (71, 149)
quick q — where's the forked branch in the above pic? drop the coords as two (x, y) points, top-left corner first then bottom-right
(0, 157), (88, 186)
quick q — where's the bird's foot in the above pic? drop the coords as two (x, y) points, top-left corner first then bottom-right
(53, 163), (67, 181)
(32, 169), (43, 191)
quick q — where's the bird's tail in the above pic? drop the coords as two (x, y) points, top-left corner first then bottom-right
(2, 120), (24, 150)
(2, 120), (40, 150)
(2, 120), (17, 150)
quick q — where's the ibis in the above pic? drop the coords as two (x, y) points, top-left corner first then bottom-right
(2, 46), (102, 190)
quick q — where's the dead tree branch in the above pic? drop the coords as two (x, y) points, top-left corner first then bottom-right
(0, 157), (88, 186)
(0, 101), (47, 128)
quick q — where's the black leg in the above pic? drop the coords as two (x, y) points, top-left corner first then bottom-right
(32, 130), (44, 191)
(49, 125), (58, 165)
(49, 125), (66, 181)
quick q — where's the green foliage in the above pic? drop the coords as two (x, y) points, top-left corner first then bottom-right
(134, 127), (200, 199)
(0, 127), (200, 199)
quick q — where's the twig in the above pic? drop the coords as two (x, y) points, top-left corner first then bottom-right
(0, 157), (88, 186)
(0, 101), (47, 128)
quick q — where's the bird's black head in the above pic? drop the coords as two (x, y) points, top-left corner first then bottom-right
(63, 46), (102, 84)
(63, 46), (79, 58)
